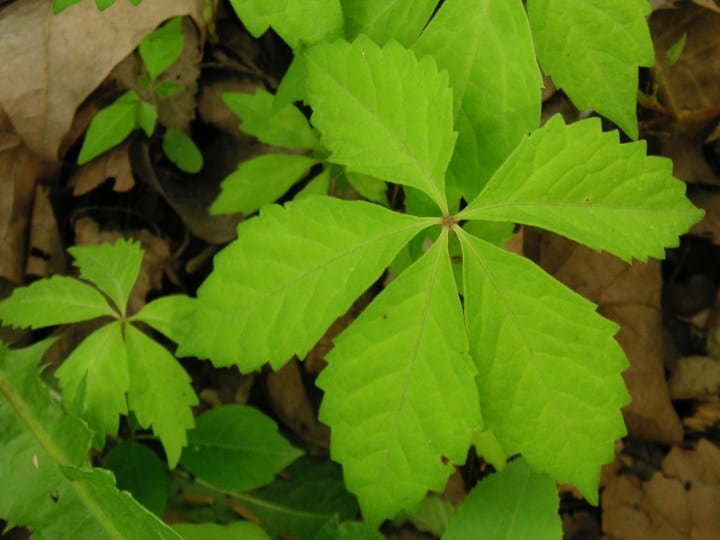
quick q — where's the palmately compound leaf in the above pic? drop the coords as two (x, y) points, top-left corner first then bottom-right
(318, 231), (481, 526)
(139, 16), (184, 82)
(222, 89), (319, 150)
(0, 276), (114, 329)
(527, 0), (654, 139)
(130, 294), (196, 344)
(458, 115), (704, 262)
(210, 154), (319, 216)
(125, 325), (197, 468)
(458, 230), (628, 502)
(305, 36), (455, 213)
(55, 322), (130, 445)
(341, 0), (438, 47)
(413, 0), (541, 199)
(227, 0), (343, 49)
(178, 196), (431, 371)
(444, 458), (561, 540)
(68, 239), (144, 316)
(78, 90), (141, 165)
(0, 339), (180, 539)
(180, 404), (303, 492)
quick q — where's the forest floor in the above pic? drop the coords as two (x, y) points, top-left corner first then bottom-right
(2, 1), (720, 539)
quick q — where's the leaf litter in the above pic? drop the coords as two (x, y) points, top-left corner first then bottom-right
(0, 1), (719, 538)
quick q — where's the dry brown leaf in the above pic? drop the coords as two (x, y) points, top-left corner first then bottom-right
(0, 0), (205, 162)
(25, 185), (66, 278)
(68, 140), (134, 196)
(668, 356), (720, 399)
(689, 189), (720, 244)
(693, 0), (720, 13)
(265, 359), (330, 453)
(602, 439), (720, 540)
(648, 4), (720, 184)
(536, 232), (683, 445)
(0, 111), (56, 283)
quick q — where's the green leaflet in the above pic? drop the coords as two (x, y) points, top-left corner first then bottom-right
(318, 231), (481, 526)
(222, 89), (319, 150)
(341, 0), (437, 46)
(0, 276), (113, 328)
(125, 325), (197, 468)
(68, 239), (144, 316)
(103, 441), (168, 516)
(55, 322), (129, 446)
(211, 154), (319, 216)
(78, 90), (141, 165)
(179, 196), (431, 370)
(305, 36), (455, 213)
(227, 0), (343, 49)
(414, 0), (541, 199)
(0, 339), (180, 539)
(458, 230), (628, 502)
(130, 294), (196, 344)
(139, 16), (184, 82)
(444, 458), (561, 540)
(458, 115), (704, 262)
(180, 405), (303, 492)
(527, 0), (654, 139)
(162, 129), (203, 173)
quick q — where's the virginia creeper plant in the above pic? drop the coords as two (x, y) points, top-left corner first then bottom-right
(0, 0), (706, 538)
(76, 15), (204, 173)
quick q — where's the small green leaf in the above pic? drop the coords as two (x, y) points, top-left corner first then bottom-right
(666, 33), (687, 67)
(0, 276), (114, 329)
(103, 441), (168, 517)
(444, 458), (561, 540)
(306, 36), (455, 213)
(528, 0), (654, 138)
(179, 197), (430, 370)
(154, 80), (184, 98)
(227, 0), (343, 49)
(318, 232), (481, 526)
(78, 90), (140, 165)
(139, 16), (184, 82)
(341, 0), (437, 47)
(136, 101), (158, 136)
(55, 322), (129, 445)
(414, 0), (542, 199)
(238, 456), (358, 539)
(125, 325), (197, 468)
(345, 172), (388, 206)
(173, 522), (271, 540)
(95, 0), (116, 9)
(222, 89), (319, 150)
(458, 230), (629, 502)
(458, 115), (704, 262)
(52, 0), (82, 14)
(297, 167), (330, 198)
(317, 520), (384, 540)
(180, 404), (303, 491)
(68, 239), (144, 317)
(130, 295), (196, 344)
(162, 129), (203, 173)
(0, 339), (180, 539)
(211, 154), (318, 216)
